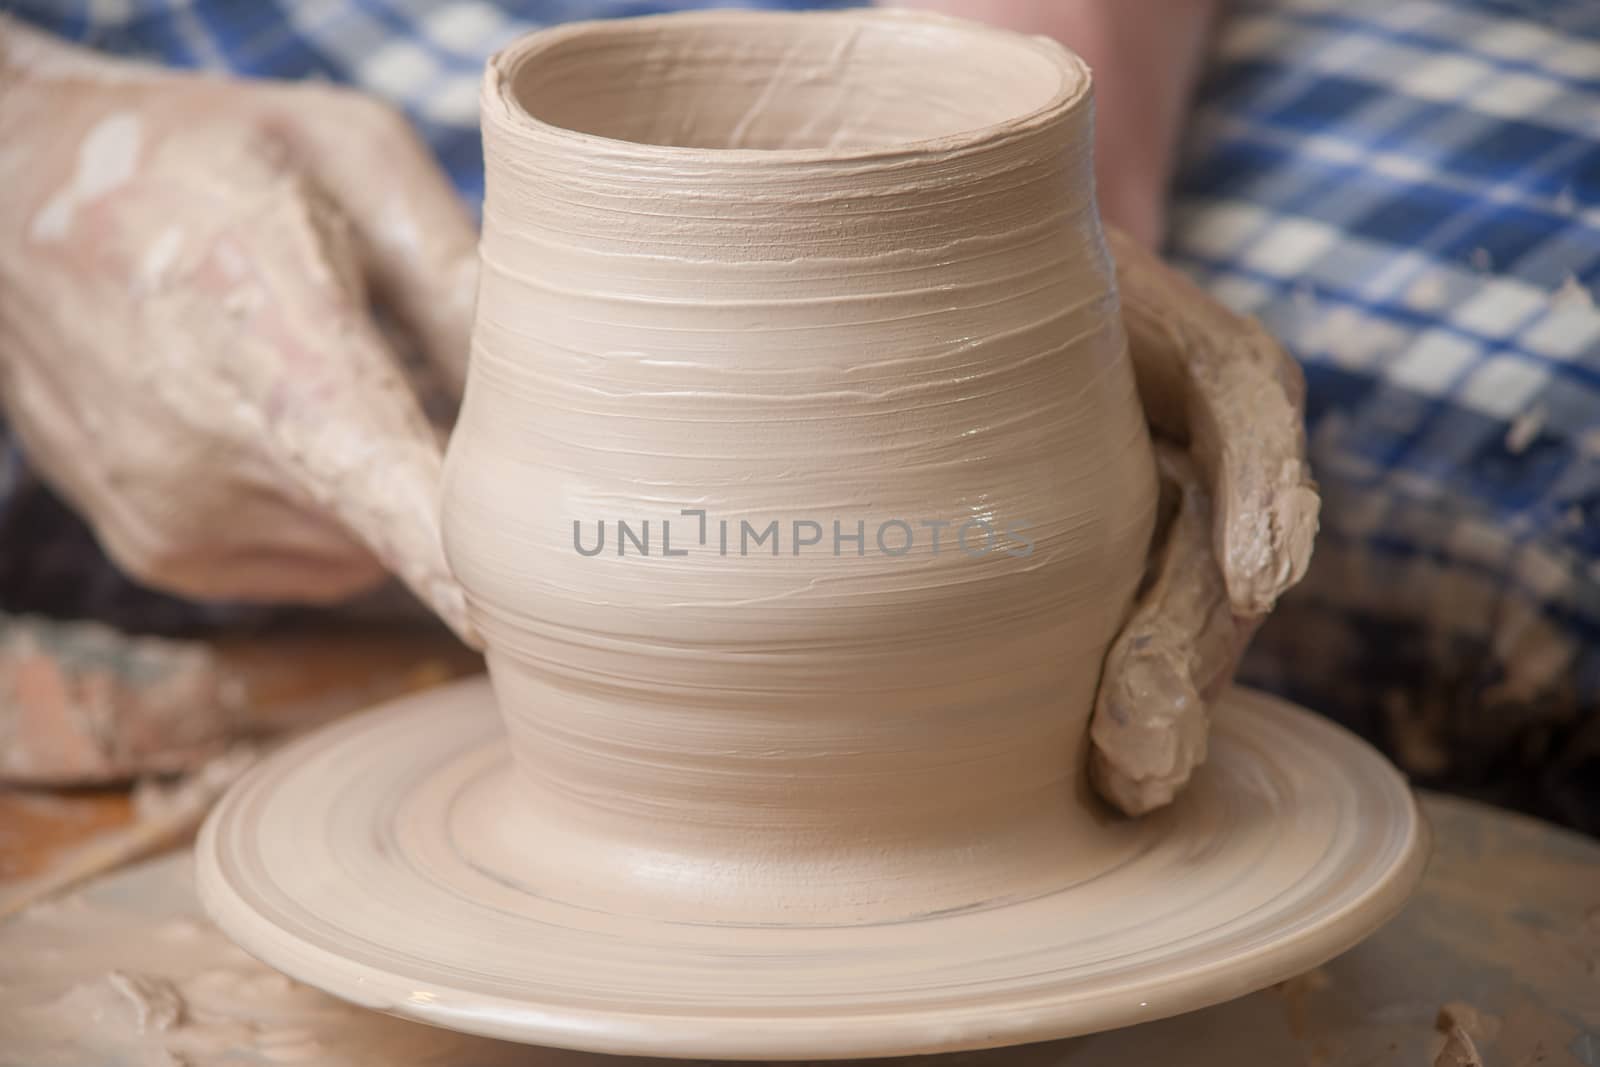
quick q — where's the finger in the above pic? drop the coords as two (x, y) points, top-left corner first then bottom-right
(258, 314), (479, 645)
(1089, 444), (1251, 816)
(164, 479), (390, 603)
(256, 85), (478, 398)
(177, 165), (480, 646)
(287, 383), (479, 645)
(1106, 224), (1319, 615)
(111, 500), (388, 605)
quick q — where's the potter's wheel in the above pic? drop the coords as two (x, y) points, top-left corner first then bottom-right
(195, 677), (1427, 1059)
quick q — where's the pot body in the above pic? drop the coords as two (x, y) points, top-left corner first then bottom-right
(442, 10), (1158, 923)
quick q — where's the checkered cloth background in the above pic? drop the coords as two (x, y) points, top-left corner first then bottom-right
(3, 0), (1598, 829)
(1170, 0), (1600, 830)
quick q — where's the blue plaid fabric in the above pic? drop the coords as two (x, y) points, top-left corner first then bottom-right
(1167, 0), (1600, 829)
(1, 0), (856, 205)
(4, 0), (1598, 827)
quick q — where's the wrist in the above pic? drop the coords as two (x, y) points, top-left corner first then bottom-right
(878, 1), (1216, 247)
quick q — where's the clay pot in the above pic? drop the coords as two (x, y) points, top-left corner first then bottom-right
(441, 9), (1158, 924)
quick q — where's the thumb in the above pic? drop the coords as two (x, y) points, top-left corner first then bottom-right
(277, 337), (480, 647)
(153, 119), (480, 643)
(1089, 444), (1235, 815)
(222, 183), (480, 645)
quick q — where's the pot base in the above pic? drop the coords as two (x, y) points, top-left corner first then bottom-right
(197, 677), (1427, 1060)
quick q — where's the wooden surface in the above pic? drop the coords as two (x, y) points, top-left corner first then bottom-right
(0, 627), (479, 884)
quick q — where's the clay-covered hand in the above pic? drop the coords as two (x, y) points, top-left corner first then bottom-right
(0, 23), (478, 642)
(1090, 226), (1319, 814)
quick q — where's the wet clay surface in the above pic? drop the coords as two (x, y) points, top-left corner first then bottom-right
(1, 794), (1590, 1066)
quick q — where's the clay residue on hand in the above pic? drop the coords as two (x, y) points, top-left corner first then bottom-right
(1108, 226), (1319, 616)
(0, 22), (480, 644)
(1090, 445), (1245, 814)
(1084, 227), (1318, 814)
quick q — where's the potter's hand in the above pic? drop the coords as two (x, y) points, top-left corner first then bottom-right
(1090, 227), (1319, 814)
(0, 23), (478, 642)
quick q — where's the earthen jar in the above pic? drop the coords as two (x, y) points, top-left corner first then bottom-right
(441, 9), (1159, 924)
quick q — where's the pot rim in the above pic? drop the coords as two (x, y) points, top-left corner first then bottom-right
(482, 7), (1092, 165)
